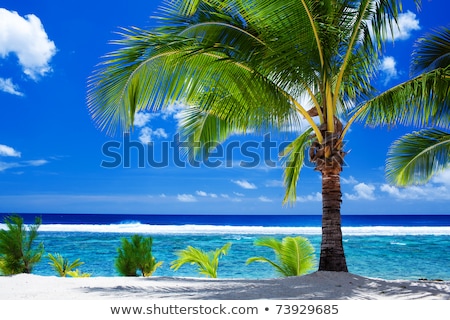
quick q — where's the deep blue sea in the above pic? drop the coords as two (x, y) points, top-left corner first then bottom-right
(1, 213), (449, 281)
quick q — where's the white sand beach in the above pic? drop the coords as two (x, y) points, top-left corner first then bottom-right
(0, 271), (449, 300)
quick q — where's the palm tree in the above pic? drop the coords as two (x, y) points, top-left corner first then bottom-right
(0, 215), (44, 275)
(170, 243), (231, 278)
(115, 234), (162, 277)
(370, 27), (450, 186)
(87, 0), (420, 272)
(47, 253), (85, 277)
(246, 236), (316, 277)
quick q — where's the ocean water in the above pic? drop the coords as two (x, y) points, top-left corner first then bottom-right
(1, 213), (449, 281)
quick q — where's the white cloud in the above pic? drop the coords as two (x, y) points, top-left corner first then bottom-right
(380, 183), (450, 201)
(0, 158), (48, 172)
(0, 78), (23, 96)
(296, 192), (322, 202)
(232, 179), (257, 189)
(233, 192), (244, 197)
(138, 127), (152, 144)
(138, 127), (168, 144)
(162, 102), (187, 120)
(133, 112), (152, 127)
(0, 9), (56, 80)
(153, 128), (168, 139)
(380, 56), (398, 84)
(345, 183), (376, 200)
(196, 190), (217, 198)
(177, 194), (197, 202)
(0, 144), (21, 157)
(258, 196), (273, 202)
(341, 175), (358, 185)
(25, 159), (48, 166)
(0, 161), (19, 172)
(265, 179), (284, 187)
(431, 169), (450, 186)
(387, 11), (421, 41)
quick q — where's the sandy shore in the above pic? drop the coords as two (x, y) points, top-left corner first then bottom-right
(0, 271), (449, 300)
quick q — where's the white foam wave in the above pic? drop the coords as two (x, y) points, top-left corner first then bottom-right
(2, 223), (450, 235)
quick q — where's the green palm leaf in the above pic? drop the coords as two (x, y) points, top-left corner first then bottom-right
(170, 243), (231, 278)
(47, 253), (85, 277)
(386, 129), (450, 186)
(246, 236), (316, 277)
(281, 127), (314, 204)
(411, 26), (450, 75)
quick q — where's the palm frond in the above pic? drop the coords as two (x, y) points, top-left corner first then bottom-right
(352, 66), (450, 129)
(170, 243), (231, 278)
(281, 128), (314, 204)
(279, 236), (316, 276)
(246, 236), (316, 277)
(411, 26), (450, 75)
(386, 128), (450, 186)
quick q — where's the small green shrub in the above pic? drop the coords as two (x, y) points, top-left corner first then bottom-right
(115, 234), (162, 277)
(0, 215), (44, 275)
(47, 253), (88, 277)
(246, 236), (316, 277)
(170, 243), (231, 278)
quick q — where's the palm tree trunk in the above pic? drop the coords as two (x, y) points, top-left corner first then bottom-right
(318, 168), (348, 272)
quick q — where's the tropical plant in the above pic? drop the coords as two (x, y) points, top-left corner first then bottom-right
(170, 242), (231, 278)
(115, 234), (162, 276)
(66, 269), (91, 278)
(246, 236), (316, 277)
(87, 0), (422, 272)
(0, 215), (44, 275)
(373, 26), (450, 186)
(47, 253), (86, 277)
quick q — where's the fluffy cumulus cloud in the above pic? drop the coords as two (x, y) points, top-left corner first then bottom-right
(345, 183), (376, 200)
(380, 168), (450, 201)
(431, 169), (450, 186)
(133, 112), (168, 143)
(232, 179), (257, 189)
(387, 11), (421, 41)
(381, 182), (450, 201)
(380, 56), (398, 84)
(0, 144), (21, 157)
(0, 9), (56, 80)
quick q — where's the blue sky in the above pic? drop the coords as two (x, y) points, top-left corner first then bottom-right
(0, 0), (449, 215)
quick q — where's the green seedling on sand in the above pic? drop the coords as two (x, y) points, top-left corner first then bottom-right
(247, 236), (316, 277)
(115, 234), (162, 277)
(0, 215), (44, 275)
(47, 253), (88, 277)
(171, 243), (231, 278)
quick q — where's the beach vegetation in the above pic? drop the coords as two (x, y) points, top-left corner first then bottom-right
(115, 234), (162, 277)
(0, 215), (44, 275)
(66, 269), (91, 278)
(87, 0), (435, 272)
(171, 242), (231, 278)
(375, 26), (450, 186)
(246, 236), (316, 277)
(47, 253), (87, 277)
